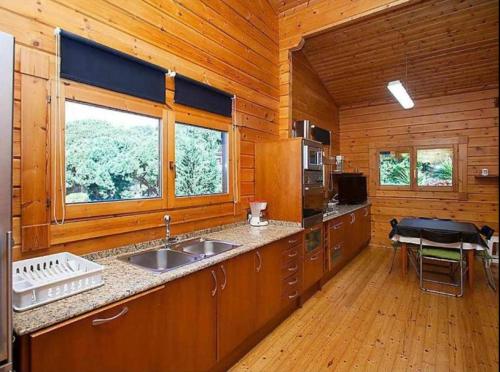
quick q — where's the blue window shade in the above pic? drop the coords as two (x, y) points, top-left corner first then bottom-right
(60, 30), (166, 104)
(174, 74), (233, 117)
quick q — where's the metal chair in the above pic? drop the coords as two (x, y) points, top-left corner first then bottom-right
(388, 219), (398, 273)
(419, 229), (466, 297)
(479, 225), (497, 291)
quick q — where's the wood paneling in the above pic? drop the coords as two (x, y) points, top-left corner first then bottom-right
(303, 0), (499, 106)
(292, 50), (339, 151)
(0, 0), (280, 259)
(267, 0), (311, 14)
(339, 89), (499, 247)
(231, 245), (499, 372)
(277, 0), (411, 137)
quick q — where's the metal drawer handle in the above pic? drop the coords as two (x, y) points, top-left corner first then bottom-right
(364, 208), (369, 217)
(220, 265), (227, 291)
(334, 244), (342, 251)
(288, 291), (299, 299)
(288, 264), (298, 272)
(350, 213), (356, 224)
(288, 250), (298, 258)
(333, 223), (343, 230)
(256, 251), (262, 272)
(288, 277), (298, 285)
(288, 239), (298, 245)
(92, 307), (128, 326)
(211, 270), (218, 297)
(310, 254), (320, 261)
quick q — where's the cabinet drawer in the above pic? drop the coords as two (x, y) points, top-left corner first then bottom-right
(285, 233), (303, 249)
(282, 245), (300, 261)
(282, 258), (300, 277)
(282, 276), (300, 304)
(303, 250), (324, 291)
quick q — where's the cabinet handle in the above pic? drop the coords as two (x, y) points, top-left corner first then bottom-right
(288, 277), (298, 286)
(220, 265), (227, 291)
(333, 222), (343, 230)
(288, 264), (298, 272)
(288, 239), (298, 245)
(256, 251), (262, 272)
(364, 208), (368, 217)
(211, 270), (218, 297)
(350, 213), (355, 224)
(334, 244), (342, 251)
(310, 254), (320, 261)
(288, 250), (298, 258)
(92, 307), (128, 326)
(288, 291), (299, 299)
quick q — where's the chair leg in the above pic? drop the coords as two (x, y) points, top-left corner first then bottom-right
(482, 256), (497, 291)
(389, 245), (398, 273)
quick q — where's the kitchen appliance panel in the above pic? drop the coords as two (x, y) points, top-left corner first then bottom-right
(0, 31), (14, 372)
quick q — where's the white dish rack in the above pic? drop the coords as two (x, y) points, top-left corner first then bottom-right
(12, 252), (104, 312)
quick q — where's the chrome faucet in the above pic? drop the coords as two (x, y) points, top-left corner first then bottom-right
(164, 215), (178, 245)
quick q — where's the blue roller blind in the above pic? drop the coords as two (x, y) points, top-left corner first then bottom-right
(60, 30), (166, 103)
(174, 74), (233, 117)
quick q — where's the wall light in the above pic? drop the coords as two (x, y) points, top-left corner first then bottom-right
(387, 80), (414, 109)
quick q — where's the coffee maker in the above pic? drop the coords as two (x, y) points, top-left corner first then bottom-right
(249, 201), (269, 227)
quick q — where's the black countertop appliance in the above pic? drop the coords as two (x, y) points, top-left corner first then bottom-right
(331, 173), (367, 205)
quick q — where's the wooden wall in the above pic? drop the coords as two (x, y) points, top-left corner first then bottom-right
(291, 50), (339, 151)
(0, 0), (279, 259)
(339, 89), (499, 247)
(278, 0), (413, 137)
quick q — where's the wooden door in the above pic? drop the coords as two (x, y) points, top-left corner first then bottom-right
(256, 241), (284, 329)
(218, 251), (257, 360)
(345, 212), (357, 259)
(328, 217), (346, 271)
(159, 267), (218, 372)
(29, 287), (165, 372)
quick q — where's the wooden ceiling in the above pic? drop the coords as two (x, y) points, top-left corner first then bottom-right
(301, 0), (499, 107)
(267, 0), (311, 13)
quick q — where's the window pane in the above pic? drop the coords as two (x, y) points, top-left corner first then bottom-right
(175, 123), (227, 197)
(417, 148), (453, 187)
(65, 101), (161, 204)
(379, 150), (411, 186)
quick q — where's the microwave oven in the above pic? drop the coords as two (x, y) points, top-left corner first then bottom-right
(303, 139), (323, 171)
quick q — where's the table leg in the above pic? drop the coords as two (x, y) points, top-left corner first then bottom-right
(401, 243), (408, 276)
(467, 250), (474, 288)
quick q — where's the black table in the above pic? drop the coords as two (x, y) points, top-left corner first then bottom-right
(391, 218), (486, 286)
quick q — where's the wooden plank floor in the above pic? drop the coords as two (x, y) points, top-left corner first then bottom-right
(230, 246), (499, 372)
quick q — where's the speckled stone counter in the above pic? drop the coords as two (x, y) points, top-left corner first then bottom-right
(322, 202), (371, 223)
(13, 221), (303, 336)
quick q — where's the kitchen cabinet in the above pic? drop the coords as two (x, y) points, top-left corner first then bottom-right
(327, 215), (347, 272)
(159, 268), (217, 372)
(255, 241), (285, 330)
(28, 287), (165, 372)
(303, 249), (324, 291)
(217, 251), (257, 360)
(21, 232), (305, 372)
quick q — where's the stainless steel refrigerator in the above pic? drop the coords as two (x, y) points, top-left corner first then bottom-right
(0, 31), (14, 372)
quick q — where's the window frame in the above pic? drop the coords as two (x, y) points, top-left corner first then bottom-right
(51, 81), (169, 220)
(413, 145), (458, 191)
(377, 146), (413, 191)
(369, 137), (468, 200)
(167, 104), (234, 208)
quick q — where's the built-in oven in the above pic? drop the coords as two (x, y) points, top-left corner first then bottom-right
(302, 167), (324, 228)
(303, 139), (323, 171)
(304, 223), (323, 254)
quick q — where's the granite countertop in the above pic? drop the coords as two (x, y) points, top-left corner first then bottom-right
(323, 202), (371, 222)
(13, 221), (303, 336)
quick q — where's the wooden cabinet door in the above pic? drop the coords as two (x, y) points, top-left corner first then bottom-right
(218, 251), (257, 360)
(362, 206), (371, 247)
(328, 217), (346, 271)
(159, 267), (218, 372)
(30, 287), (165, 372)
(344, 212), (357, 259)
(256, 241), (284, 329)
(303, 249), (324, 291)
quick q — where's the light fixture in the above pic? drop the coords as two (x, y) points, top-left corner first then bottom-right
(387, 80), (414, 109)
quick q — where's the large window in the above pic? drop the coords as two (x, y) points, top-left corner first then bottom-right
(65, 101), (161, 203)
(174, 123), (228, 197)
(377, 146), (456, 191)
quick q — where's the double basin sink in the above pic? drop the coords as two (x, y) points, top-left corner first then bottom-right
(120, 238), (241, 273)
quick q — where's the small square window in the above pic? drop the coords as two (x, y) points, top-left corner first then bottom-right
(174, 122), (228, 197)
(416, 148), (453, 187)
(379, 150), (411, 186)
(65, 101), (161, 204)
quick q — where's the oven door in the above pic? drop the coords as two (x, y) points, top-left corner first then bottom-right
(304, 224), (323, 254)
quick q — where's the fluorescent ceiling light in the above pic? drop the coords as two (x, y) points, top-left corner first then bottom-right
(387, 80), (414, 109)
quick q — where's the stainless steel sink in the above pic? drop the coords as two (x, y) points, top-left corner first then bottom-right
(120, 248), (201, 273)
(173, 238), (241, 258)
